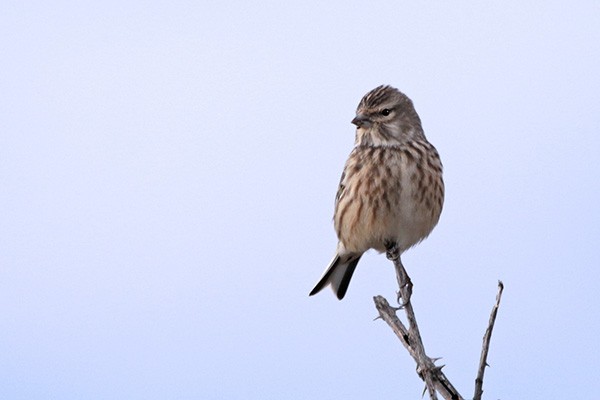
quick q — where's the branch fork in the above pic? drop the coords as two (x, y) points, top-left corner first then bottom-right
(374, 246), (504, 400)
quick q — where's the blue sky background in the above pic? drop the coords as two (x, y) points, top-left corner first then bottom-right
(2, 1), (599, 398)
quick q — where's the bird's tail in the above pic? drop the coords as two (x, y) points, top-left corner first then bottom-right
(309, 254), (362, 300)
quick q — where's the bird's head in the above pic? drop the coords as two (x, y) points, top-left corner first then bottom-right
(352, 85), (425, 146)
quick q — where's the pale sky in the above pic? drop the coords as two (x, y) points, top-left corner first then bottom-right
(2, 1), (599, 399)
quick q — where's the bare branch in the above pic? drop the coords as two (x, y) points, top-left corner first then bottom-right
(374, 296), (463, 400)
(473, 281), (504, 400)
(373, 246), (463, 400)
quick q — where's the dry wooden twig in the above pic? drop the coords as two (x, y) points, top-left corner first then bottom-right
(473, 281), (504, 400)
(374, 246), (503, 399)
(374, 296), (462, 400)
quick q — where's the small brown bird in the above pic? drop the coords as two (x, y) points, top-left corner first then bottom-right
(309, 85), (444, 300)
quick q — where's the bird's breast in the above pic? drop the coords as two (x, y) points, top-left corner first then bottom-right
(334, 142), (443, 254)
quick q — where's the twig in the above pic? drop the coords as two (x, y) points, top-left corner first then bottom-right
(374, 296), (463, 400)
(473, 281), (504, 400)
(374, 246), (463, 400)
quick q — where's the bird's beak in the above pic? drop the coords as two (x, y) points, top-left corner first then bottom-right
(352, 114), (371, 128)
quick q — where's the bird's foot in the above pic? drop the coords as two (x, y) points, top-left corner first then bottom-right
(384, 240), (399, 261)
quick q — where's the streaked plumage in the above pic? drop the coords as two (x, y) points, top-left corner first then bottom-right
(309, 85), (444, 300)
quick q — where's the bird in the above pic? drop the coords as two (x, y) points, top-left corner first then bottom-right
(309, 85), (444, 300)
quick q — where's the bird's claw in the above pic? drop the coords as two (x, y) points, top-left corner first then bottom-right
(396, 291), (410, 308)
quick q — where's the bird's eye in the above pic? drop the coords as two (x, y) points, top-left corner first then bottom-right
(380, 108), (392, 116)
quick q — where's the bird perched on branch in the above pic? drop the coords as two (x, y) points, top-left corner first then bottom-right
(309, 85), (444, 300)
